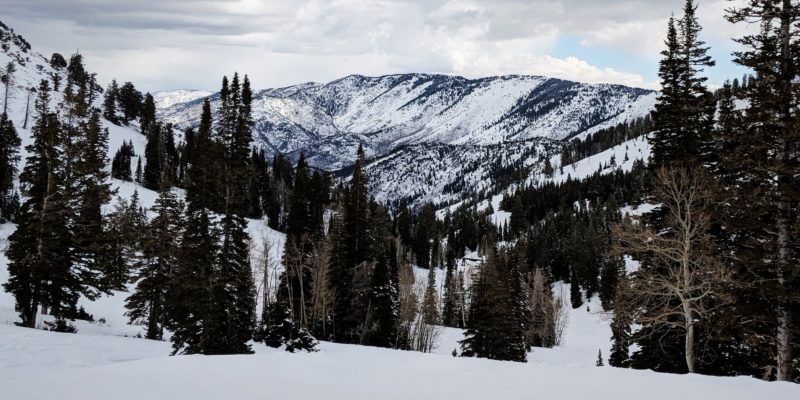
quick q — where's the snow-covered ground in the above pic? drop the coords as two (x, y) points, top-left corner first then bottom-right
(1, 320), (797, 400)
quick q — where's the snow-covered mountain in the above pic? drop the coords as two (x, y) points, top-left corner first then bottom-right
(157, 74), (656, 171)
(157, 74), (654, 208)
(1, 16), (654, 211)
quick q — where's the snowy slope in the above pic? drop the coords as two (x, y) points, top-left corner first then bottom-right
(532, 134), (651, 186)
(1, 321), (798, 400)
(0, 20), (288, 333)
(360, 138), (559, 209)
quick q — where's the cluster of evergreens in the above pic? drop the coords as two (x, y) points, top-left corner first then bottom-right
(4, 54), (112, 330)
(615, 0), (800, 381)
(455, 0), (800, 381)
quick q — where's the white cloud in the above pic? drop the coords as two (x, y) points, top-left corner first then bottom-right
(0, 0), (748, 91)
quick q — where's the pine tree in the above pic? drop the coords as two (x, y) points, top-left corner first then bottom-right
(330, 145), (372, 342)
(162, 123), (178, 182)
(0, 111), (21, 222)
(205, 72), (257, 354)
(724, 0), (800, 381)
(104, 196), (140, 289)
(168, 198), (218, 354)
(208, 209), (256, 354)
(139, 93), (156, 136)
(4, 80), (75, 327)
(609, 277), (632, 368)
(460, 248), (527, 362)
(143, 121), (162, 190)
(126, 175), (183, 340)
(255, 298), (318, 352)
(168, 99), (219, 355)
(2, 61), (16, 115)
(73, 110), (114, 295)
(569, 267), (582, 309)
(111, 140), (135, 181)
(421, 265), (440, 325)
(365, 244), (399, 347)
(281, 153), (313, 326)
(596, 350), (605, 366)
(134, 157), (143, 183)
(599, 253), (625, 310)
(102, 79), (119, 124)
(650, 1), (715, 168)
(441, 259), (463, 328)
(117, 82), (142, 124)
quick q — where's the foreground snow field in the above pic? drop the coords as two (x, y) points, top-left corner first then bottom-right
(1, 323), (798, 400)
(1, 243), (798, 399)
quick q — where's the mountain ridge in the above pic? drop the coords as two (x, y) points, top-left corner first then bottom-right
(155, 73), (655, 172)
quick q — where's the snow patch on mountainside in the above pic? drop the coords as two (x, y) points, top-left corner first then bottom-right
(531, 135), (651, 187)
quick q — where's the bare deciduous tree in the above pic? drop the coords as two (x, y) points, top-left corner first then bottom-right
(552, 285), (569, 347)
(395, 257), (418, 349)
(612, 167), (732, 373)
(310, 238), (333, 338)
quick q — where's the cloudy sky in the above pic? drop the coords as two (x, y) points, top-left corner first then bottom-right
(2, 0), (751, 93)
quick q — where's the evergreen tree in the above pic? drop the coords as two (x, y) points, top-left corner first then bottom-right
(208, 208), (256, 354)
(599, 253), (625, 310)
(281, 153), (313, 326)
(103, 79), (119, 124)
(420, 265), (440, 324)
(569, 267), (582, 309)
(205, 73), (257, 354)
(609, 277), (632, 368)
(168, 198), (218, 354)
(168, 100), (219, 355)
(104, 196), (141, 289)
(73, 111), (114, 294)
(723, 0), (800, 381)
(126, 175), (183, 340)
(255, 298), (318, 352)
(365, 244), (399, 347)
(0, 111), (20, 222)
(330, 145), (372, 342)
(650, 1), (715, 168)
(1, 62), (14, 115)
(139, 93), (156, 136)
(460, 248), (527, 362)
(134, 157), (143, 184)
(111, 140), (135, 181)
(4, 81), (75, 327)
(441, 259), (464, 328)
(117, 82), (142, 124)
(143, 121), (162, 190)
(596, 350), (604, 367)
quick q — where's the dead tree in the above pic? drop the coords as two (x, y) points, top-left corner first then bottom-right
(612, 167), (731, 373)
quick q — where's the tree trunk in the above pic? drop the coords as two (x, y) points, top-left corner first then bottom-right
(685, 322), (696, 373)
(3, 81), (8, 115)
(23, 301), (38, 328)
(775, 0), (794, 382)
(23, 90), (30, 129)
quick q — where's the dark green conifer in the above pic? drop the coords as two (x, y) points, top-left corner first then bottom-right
(126, 175), (183, 340)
